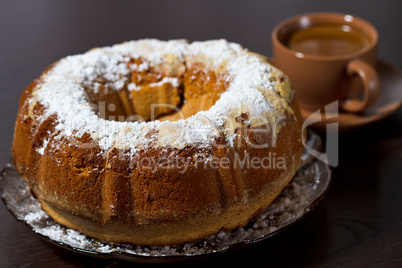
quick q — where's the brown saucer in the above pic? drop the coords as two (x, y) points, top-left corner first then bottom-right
(301, 60), (402, 132)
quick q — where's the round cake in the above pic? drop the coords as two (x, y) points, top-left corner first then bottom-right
(12, 39), (304, 246)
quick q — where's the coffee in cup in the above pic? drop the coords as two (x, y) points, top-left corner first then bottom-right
(288, 24), (370, 57)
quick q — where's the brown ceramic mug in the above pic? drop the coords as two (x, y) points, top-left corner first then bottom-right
(272, 12), (381, 113)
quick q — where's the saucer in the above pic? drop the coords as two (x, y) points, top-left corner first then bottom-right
(300, 60), (402, 132)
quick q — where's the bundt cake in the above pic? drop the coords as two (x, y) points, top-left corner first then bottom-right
(12, 39), (304, 246)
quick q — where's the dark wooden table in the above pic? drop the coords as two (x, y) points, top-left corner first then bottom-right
(1, 1), (401, 267)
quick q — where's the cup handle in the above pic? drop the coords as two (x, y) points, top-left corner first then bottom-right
(341, 59), (381, 113)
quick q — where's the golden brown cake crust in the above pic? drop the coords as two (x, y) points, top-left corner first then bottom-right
(12, 39), (304, 245)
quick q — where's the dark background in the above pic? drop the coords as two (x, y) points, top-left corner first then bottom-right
(1, 0), (401, 267)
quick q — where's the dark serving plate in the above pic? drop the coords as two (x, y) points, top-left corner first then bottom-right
(0, 130), (331, 263)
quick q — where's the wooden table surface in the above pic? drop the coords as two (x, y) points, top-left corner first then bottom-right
(1, 1), (401, 267)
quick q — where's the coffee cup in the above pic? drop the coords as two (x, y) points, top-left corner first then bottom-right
(272, 12), (381, 113)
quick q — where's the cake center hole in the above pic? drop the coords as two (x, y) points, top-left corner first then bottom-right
(92, 67), (229, 123)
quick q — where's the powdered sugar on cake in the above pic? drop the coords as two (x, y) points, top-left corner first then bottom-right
(33, 39), (293, 154)
(127, 77), (179, 91)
